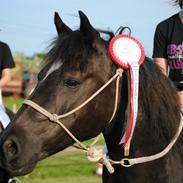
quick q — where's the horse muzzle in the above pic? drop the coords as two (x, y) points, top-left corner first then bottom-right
(1, 136), (37, 176)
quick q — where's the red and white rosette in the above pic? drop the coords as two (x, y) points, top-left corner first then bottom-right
(109, 34), (145, 146)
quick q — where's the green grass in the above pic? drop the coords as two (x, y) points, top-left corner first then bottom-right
(3, 96), (24, 111)
(28, 152), (95, 178)
(19, 151), (102, 183)
(21, 176), (101, 183)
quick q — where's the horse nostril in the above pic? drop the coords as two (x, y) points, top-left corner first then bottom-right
(3, 139), (19, 161)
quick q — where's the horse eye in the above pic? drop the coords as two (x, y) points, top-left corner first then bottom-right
(65, 79), (81, 88)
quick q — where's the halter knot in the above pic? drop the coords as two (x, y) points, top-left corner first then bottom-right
(49, 114), (59, 122)
(116, 68), (123, 77)
(87, 147), (103, 162)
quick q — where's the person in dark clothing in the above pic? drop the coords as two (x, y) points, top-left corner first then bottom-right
(0, 41), (15, 130)
(152, 0), (183, 110)
(0, 41), (15, 88)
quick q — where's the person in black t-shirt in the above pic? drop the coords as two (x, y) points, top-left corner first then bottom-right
(0, 41), (15, 130)
(153, 0), (183, 109)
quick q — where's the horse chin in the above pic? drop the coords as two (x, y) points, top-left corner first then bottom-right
(2, 153), (39, 176)
(5, 162), (37, 176)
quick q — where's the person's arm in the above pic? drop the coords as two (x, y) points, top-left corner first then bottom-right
(0, 42), (15, 89)
(0, 68), (11, 88)
(153, 22), (168, 75)
(154, 58), (168, 76)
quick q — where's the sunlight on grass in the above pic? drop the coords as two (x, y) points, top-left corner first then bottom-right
(20, 151), (102, 183)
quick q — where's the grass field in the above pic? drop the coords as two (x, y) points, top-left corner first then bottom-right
(19, 150), (102, 183)
(21, 177), (101, 183)
(3, 96), (24, 112)
(3, 97), (104, 183)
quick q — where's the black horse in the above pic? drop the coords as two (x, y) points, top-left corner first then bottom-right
(0, 11), (182, 183)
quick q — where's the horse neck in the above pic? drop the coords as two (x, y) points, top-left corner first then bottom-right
(103, 110), (178, 162)
(103, 71), (181, 160)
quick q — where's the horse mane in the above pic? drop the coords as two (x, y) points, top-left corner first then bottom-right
(46, 31), (99, 71)
(46, 27), (116, 67)
(138, 58), (181, 145)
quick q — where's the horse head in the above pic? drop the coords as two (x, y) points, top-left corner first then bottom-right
(0, 11), (182, 183)
(0, 11), (121, 176)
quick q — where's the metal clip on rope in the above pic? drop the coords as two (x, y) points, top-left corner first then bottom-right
(120, 158), (132, 167)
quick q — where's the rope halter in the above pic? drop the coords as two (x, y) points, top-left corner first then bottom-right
(24, 68), (124, 173)
(23, 67), (183, 174)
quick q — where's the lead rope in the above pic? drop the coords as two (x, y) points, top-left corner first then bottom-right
(109, 72), (121, 123)
(110, 112), (183, 167)
(24, 68), (123, 173)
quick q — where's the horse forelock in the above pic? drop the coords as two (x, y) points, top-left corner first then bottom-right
(46, 31), (100, 72)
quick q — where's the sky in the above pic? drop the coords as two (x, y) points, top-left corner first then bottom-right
(0, 0), (180, 58)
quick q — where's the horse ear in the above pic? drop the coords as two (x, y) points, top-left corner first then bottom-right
(79, 11), (99, 40)
(54, 12), (72, 35)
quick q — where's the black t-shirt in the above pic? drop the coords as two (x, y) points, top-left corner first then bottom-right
(153, 13), (183, 90)
(0, 41), (15, 76)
